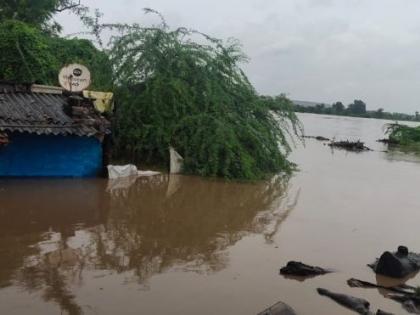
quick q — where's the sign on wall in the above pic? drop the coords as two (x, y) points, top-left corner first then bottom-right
(58, 64), (91, 92)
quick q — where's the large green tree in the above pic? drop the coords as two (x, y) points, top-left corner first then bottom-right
(110, 20), (302, 179)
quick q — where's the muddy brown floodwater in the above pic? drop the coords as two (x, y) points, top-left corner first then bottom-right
(1, 113), (420, 315)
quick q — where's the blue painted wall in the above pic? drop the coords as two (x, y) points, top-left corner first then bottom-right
(0, 133), (103, 177)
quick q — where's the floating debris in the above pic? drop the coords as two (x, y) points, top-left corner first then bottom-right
(280, 261), (331, 277)
(388, 294), (420, 314)
(347, 277), (417, 314)
(328, 140), (371, 151)
(257, 301), (297, 315)
(376, 310), (395, 315)
(368, 246), (420, 278)
(317, 288), (371, 314)
(377, 138), (399, 145)
(347, 278), (415, 294)
(304, 135), (330, 141)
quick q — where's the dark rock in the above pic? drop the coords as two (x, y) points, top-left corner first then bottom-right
(376, 310), (394, 315)
(317, 288), (370, 314)
(257, 301), (297, 315)
(280, 261), (331, 277)
(369, 246), (420, 278)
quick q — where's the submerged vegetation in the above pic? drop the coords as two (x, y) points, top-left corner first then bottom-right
(111, 20), (302, 179)
(385, 124), (420, 145)
(328, 140), (371, 152)
(0, 4), (302, 180)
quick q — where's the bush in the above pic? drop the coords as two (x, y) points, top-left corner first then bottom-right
(386, 123), (420, 145)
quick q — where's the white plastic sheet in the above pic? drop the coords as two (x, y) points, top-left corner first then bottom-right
(169, 147), (184, 174)
(107, 164), (138, 179)
(107, 164), (160, 179)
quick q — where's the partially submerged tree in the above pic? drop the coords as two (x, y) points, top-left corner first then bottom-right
(386, 123), (420, 145)
(110, 14), (302, 179)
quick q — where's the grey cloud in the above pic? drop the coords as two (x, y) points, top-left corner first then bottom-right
(56, 0), (420, 113)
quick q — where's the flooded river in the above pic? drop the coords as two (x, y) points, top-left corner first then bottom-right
(1, 113), (420, 314)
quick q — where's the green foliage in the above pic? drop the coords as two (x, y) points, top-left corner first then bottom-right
(0, 20), (56, 84)
(0, 0), (86, 33)
(0, 0), (57, 27)
(0, 20), (112, 90)
(111, 22), (302, 179)
(386, 123), (420, 145)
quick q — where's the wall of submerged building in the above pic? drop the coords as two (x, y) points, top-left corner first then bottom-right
(0, 133), (103, 177)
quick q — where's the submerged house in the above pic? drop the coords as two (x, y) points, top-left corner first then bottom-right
(0, 82), (111, 177)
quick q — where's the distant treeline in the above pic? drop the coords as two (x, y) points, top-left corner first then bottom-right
(294, 100), (420, 122)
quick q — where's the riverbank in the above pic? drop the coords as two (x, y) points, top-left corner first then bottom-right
(294, 109), (420, 123)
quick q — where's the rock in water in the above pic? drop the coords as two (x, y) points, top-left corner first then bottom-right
(280, 261), (330, 277)
(376, 310), (394, 315)
(317, 288), (371, 314)
(257, 301), (297, 315)
(369, 246), (420, 278)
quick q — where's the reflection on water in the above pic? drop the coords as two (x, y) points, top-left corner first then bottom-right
(0, 175), (295, 314)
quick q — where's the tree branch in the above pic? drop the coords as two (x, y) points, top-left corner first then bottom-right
(54, 0), (81, 13)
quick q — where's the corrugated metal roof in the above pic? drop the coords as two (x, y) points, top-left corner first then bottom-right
(0, 89), (107, 137)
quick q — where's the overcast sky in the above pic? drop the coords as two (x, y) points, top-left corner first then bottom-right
(57, 0), (420, 113)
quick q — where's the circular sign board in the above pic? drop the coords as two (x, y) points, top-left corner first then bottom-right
(58, 64), (91, 92)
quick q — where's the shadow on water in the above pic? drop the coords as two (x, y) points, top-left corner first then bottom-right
(0, 174), (298, 314)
